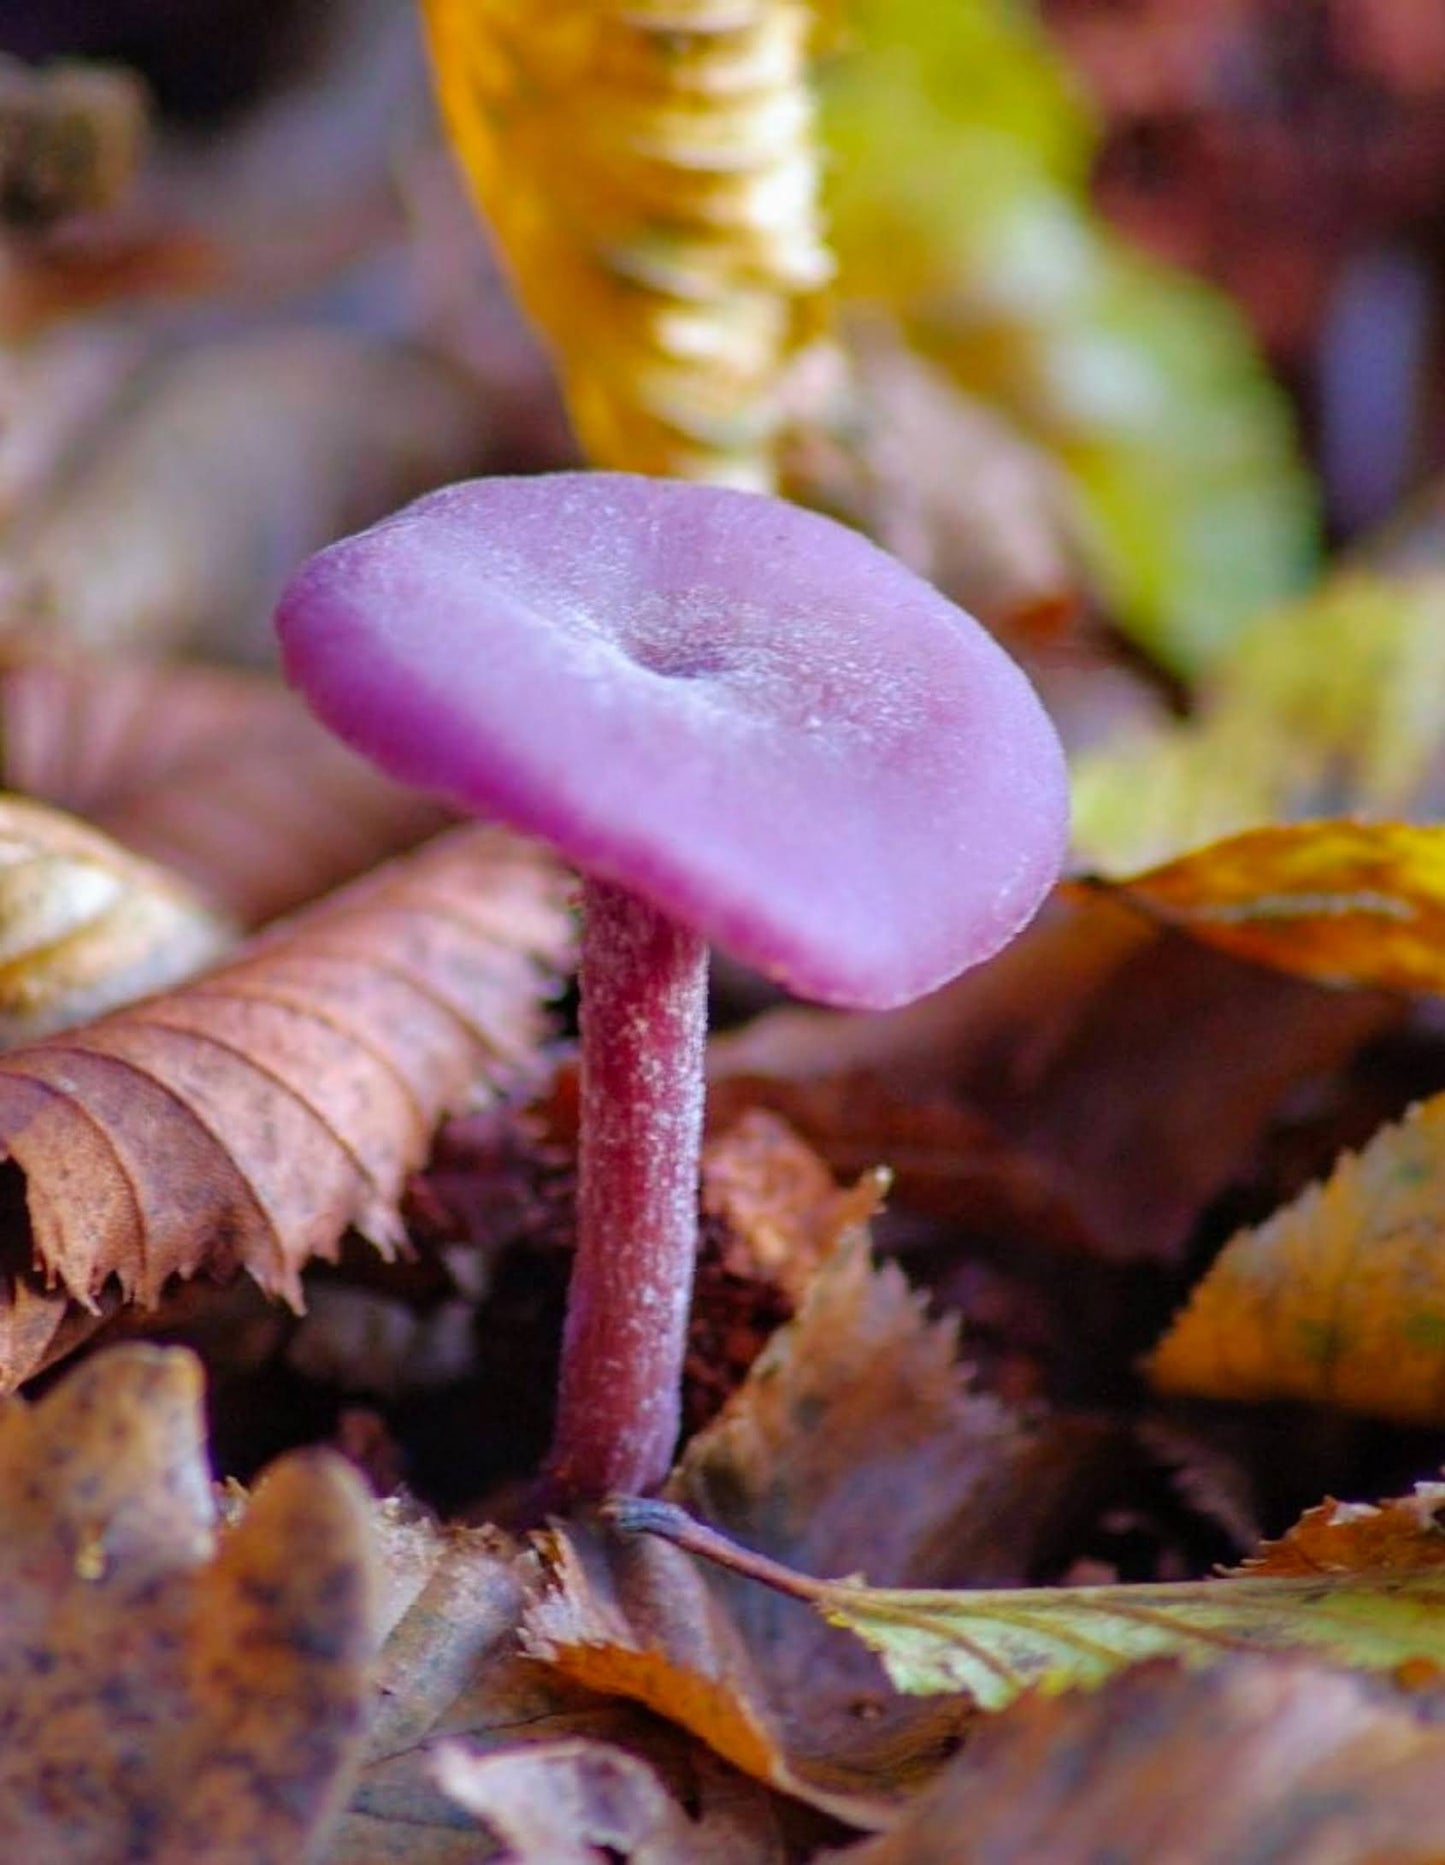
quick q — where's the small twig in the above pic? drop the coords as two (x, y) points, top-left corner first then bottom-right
(602, 1495), (837, 1604)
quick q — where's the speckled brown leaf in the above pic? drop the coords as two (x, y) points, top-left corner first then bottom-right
(0, 55), (146, 233)
(825, 1658), (1445, 1865)
(0, 1343), (377, 1865)
(0, 825), (572, 1388)
(328, 1507), (789, 1865)
(0, 792), (231, 1045)
(0, 643), (451, 926)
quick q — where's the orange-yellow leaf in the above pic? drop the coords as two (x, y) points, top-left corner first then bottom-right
(1148, 1093), (1445, 1425)
(0, 1345), (377, 1865)
(1099, 821), (1445, 993)
(0, 792), (231, 1044)
(419, 0), (833, 487)
(1239, 1480), (1445, 1580)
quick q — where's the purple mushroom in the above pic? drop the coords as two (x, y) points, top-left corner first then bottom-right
(276, 472), (1068, 1500)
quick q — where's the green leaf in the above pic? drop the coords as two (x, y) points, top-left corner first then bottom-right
(814, 1571), (1445, 1710)
(824, 0), (1317, 674)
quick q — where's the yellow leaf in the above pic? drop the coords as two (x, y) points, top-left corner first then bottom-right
(1097, 822), (1445, 993)
(0, 792), (231, 1045)
(419, 0), (833, 488)
(1148, 1094), (1445, 1426)
(823, 0), (1315, 673)
(1073, 571), (1445, 872)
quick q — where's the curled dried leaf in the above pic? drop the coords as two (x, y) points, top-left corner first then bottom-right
(421, 0), (833, 486)
(0, 1343), (377, 1865)
(0, 825), (572, 1388)
(0, 791), (230, 1045)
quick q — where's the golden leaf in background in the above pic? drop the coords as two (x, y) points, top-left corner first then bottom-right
(1073, 571), (1445, 872)
(1097, 822), (1445, 993)
(0, 793), (231, 1047)
(419, 0), (833, 488)
(1148, 1094), (1445, 1428)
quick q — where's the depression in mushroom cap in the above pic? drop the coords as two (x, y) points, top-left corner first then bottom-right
(278, 472), (1069, 1009)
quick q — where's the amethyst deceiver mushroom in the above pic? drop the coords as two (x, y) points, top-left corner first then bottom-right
(276, 472), (1068, 1500)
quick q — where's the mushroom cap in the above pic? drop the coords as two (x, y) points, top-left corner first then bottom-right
(277, 473), (1068, 1010)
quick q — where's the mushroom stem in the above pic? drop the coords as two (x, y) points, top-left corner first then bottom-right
(547, 875), (708, 1499)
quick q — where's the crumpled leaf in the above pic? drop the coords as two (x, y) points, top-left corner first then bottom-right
(1147, 1092), (1445, 1426)
(1074, 569), (1445, 872)
(824, 1657), (1445, 1865)
(329, 1505), (789, 1865)
(0, 824), (571, 1388)
(0, 1343), (377, 1865)
(420, 0), (833, 488)
(431, 1736), (780, 1864)
(0, 792), (231, 1045)
(1096, 821), (1445, 992)
(0, 643), (451, 926)
(823, 0), (1316, 673)
(0, 328), (493, 660)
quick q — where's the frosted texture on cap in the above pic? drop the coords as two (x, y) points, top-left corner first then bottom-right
(277, 473), (1068, 1008)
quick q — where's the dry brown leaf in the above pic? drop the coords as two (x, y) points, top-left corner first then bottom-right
(1147, 1092), (1445, 1426)
(0, 643), (452, 926)
(0, 328), (493, 660)
(824, 1657), (1445, 1865)
(0, 792), (231, 1045)
(1241, 1479), (1445, 1579)
(0, 825), (572, 1388)
(0, 1342), (377, 1865)
(432, 1735), (780, 1864)
(714, 892), (1398, 1263)
(329, 1506), (790, 1865)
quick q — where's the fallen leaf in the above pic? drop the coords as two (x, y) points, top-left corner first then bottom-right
(431, 1736), (779, 1864)
(1147, 1092), (1445, 1426)
(0, 792), (231, 1046)
(1, 328), (493, 660)
(420, 0), (834, 487)
(624, 1500), (1445, 1712)
(1096, 820), (1445, 992)
(329, 1504), (791, 1865)
(1073, 570), (1445, 872)
(824, 1658), (1445, 1864)
(0, 643), (452, 926)
(0, 1343), (377, 1865)
(714, 891), (1397, 1263)
(0, 825), (572, 1388)
(1241, 1478), (1445, 1580)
